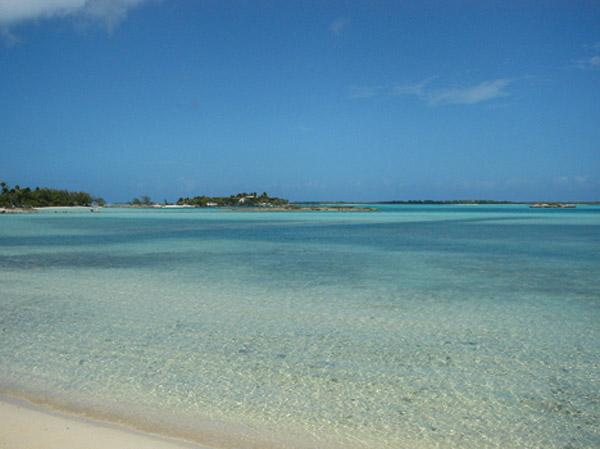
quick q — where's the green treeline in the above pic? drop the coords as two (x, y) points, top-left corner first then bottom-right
(0, 181), (102, 208)
(176, 192), (289, 207)
(130, 196), (153, 206)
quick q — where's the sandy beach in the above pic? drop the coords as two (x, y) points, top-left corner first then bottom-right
(0, 396), (209, 449)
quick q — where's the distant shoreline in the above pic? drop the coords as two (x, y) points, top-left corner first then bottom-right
(3, 202), (599, 215)
(0, 205), (377, 213)
(0, 206), (100, 214)
(298, 200), (600, 206)
(3, 180), (598, 212)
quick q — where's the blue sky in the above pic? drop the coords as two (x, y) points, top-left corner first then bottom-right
(1, 0), (599, 202)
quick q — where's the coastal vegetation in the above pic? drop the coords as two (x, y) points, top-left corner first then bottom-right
(176, 192), (289, 207)
(0, 181), (102, 208)
(1, 181), (594, 211)
(130, 196), (153, 206)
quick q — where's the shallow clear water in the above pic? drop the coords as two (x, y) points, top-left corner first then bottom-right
(1, 206), (599, 448)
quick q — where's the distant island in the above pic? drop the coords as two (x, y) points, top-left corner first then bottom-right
(0, 183), (374, 213)
(171, 192), (375, 212)
(3, 180), (598, 214)
(176, 192), (289, 208)
(529, 202), (576, 209)
(0, 181), (103, 211)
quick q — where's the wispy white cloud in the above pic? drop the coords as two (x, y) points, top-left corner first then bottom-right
(573, 43), (600, 69)
(575, 55), (600, 69)
(329, 17), (350, 35)
(349, 85), (383, 99)
(427, 79), (511, 105)
(0, 0), (151, 36)
(81, 0), (150, 30)
(553, 175), (593, 187)
(352, 77), (513, 106)
(391, 77), (435, 98)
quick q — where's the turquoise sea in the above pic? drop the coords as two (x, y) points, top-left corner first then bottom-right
(1, 205), (599, 449)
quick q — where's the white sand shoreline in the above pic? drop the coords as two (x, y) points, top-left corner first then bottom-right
(0, 395), (211, 449)
(0, 388), (348, 449)
(0, 207), (100, 214)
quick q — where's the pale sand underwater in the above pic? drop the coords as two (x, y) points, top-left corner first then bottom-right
(1, 206), (599, 448)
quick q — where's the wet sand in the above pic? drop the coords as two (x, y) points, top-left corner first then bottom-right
(0, 396), (209, 449)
